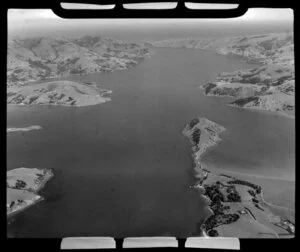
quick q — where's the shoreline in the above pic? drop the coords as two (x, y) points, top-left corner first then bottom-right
(7, 97), (111, 108)
(157, 33), (295, 119)
(183, 117), (295, 238)
(7, 80), (113, 108)
(7, 168), (54, 221)
(199, 85), (295, 119)
(226, 103), (295, 119)
(203, 163), (295, 217)
(34, 169), (54, 193)
(7, 196), (44, 222)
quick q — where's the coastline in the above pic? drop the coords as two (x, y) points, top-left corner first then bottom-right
(183, 117), (295, 238)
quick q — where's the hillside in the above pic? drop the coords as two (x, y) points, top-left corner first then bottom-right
(7, 80), (112, 107)
(7, 36), (152, 87)
(150, 33), (294, 117)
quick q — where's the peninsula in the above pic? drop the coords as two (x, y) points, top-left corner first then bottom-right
(7, 168), (54, 219)
(183, 117), (295, 238)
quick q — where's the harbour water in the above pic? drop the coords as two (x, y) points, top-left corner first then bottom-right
(7, 48), (295, 237)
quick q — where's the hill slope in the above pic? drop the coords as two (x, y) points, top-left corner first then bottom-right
(7, 36), (152, 87)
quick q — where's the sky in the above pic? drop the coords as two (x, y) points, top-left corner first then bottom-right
(7, 4), (293, 42)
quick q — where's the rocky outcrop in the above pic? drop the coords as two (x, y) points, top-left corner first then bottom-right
(7, 36), (153, 87)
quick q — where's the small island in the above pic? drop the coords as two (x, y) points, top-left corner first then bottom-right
(7, 168), (54, 219)
(7, 80), (111, 107)
(183, 117), (295, 238)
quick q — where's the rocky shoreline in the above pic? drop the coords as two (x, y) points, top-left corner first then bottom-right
(183, 117), (295, 238)
(7, 168), (54, 220)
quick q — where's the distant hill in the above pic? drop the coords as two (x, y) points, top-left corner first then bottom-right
(7, 36), (153, 87)
(150, 32), (294, 65)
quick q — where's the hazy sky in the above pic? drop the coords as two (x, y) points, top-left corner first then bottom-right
(7, 6), (293, 41)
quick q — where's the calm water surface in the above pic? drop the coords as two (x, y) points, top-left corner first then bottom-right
(7, 48), (295, 237)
